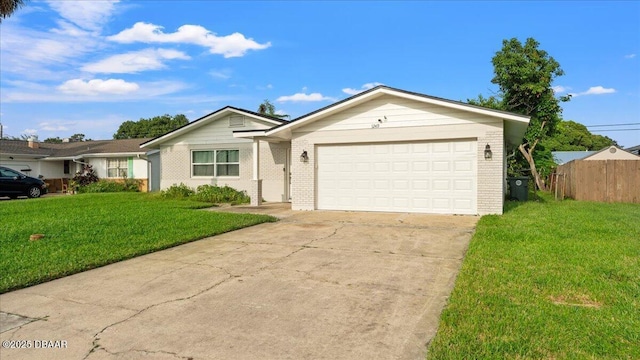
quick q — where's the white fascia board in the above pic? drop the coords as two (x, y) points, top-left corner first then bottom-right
(145, 149), (160, 155)
(80, 152), (145, 158)
(386, 89), (530, 123)
(233, 130), (267, 138)
(41, 156), (74, 161)
(266, 87), (530, 138)
(266, 90), (386, 136)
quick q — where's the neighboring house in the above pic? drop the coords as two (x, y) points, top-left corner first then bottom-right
(552, 151), (597, 166)
(582, 145), (640, 161)
(624, 144), (640, 156)
(0, 138), (152, 191)
(142, 86), (530, 215)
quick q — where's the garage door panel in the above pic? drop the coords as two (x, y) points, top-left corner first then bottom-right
(317, 140), (477, 214)
(432, 161), (450, 171)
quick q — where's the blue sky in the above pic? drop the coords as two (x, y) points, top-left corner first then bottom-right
(1, 1), (639, 147)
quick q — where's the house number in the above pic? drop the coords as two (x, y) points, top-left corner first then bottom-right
(371, 123), (380, 129)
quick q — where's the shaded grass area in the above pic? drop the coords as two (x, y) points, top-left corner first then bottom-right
(0, 193), (276, 293)
(429, 194), (640, 359)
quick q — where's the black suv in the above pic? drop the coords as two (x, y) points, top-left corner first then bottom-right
(0, 166), (48, 199)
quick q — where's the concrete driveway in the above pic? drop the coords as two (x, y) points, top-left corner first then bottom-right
(0, 205), (477, 360)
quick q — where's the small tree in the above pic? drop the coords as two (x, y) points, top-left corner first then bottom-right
(482, 37), (570, 190)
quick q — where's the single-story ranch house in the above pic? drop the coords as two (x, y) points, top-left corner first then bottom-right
(0, 138), (151, 192)
(142, 86), (530, 215)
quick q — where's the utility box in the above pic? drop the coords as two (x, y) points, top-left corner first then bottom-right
(507, 177), (529, 201)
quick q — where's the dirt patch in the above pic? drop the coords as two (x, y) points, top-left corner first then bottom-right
(549, 294), (602, 308)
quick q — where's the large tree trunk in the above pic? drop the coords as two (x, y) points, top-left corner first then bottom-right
(518, 143), (546, 191)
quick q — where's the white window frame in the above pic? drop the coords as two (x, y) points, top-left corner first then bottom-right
(107, 158), (128, 178)
(191, 149), (240, 178)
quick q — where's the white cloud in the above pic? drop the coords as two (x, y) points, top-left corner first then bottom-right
(276, 92), (335, 102)
(0, 1), (119, 80)
(58, 78), (140, 95)
(209, 69), (232, 79)
(39, 122), (71, 132)
(82, 48), (190, 74)
(570, 86), (617, 97)
(552, 85), (570, 94)
(23, 129), (38, 136)
(2, 79), (187, 103)
(108, 22), (271, 58)
(624, 54), (636, 59)
(342, 82), (383, 95)
(46, 0), (119, 32)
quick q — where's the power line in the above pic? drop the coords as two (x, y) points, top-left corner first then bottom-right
(589, 128), (640, 132)
(587, 122), (640, 127)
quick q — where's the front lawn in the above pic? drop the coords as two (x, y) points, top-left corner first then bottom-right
(0, 193), (276, 293)
(429, 194), (640, 359)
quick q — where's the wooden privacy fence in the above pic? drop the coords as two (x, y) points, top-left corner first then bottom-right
(552, 160), (640, 203)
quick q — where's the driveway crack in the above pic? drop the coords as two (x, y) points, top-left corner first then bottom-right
(83, 273), (235, 360)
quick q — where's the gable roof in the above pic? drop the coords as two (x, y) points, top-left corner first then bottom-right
(625, 144), (640, 155)
(582, 145), (640, 161)
(0, 138), (151, 159)
(140, 106), (287, 148)
(552, 151), (597, 165)
(263, 85), (531, 144)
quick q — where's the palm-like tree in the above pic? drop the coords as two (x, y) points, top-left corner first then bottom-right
(257, 99), (289, 120)
(1, 0), (27, 21)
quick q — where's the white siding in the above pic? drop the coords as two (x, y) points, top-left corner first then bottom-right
(303, 94), (498, 132)
(162, 115), (274, 145)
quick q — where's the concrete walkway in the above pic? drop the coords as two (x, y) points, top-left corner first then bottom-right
(0, 205), (478, 360)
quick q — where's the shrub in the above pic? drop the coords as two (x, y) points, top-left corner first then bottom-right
(161, 183), (195, 199)
(193, 185), (250, 204)
(78, 179), (141, 193)
(70, 165), (99, 190)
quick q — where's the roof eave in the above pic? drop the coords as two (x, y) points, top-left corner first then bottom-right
(266, 86), (530, 138)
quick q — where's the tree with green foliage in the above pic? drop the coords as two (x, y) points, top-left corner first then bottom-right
(0, 0), (27, 21)
(69, 133), (88, 142)
(542, 120), (617, 151)
(44, 137), (63, 144)
(470, 38), (570, 190)
(257, 99), (289, 119)
(113, 114), (189, 139)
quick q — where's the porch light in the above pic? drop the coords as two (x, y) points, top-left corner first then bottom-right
(300, 150), (309, 162)
(484, 144), (492, 160)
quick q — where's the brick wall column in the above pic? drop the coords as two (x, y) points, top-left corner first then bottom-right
(250, 179), (262, 206)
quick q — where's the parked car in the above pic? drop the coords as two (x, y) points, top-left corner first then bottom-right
(0, 166), (48, 199)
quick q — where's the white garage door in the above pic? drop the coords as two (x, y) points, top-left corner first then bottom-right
(317, 140), (477, 214)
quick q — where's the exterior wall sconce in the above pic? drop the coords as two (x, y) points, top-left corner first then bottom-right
(300, 150), (309, 162)
(484, 144), (492, 160)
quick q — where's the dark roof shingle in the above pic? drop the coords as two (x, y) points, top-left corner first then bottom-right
(0, 138), (152, 158)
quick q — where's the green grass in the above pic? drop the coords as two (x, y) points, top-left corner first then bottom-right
(0, 193), (276, 293)
(429, 194), (640, 360)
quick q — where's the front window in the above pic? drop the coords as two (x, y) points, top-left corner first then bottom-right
(107, 158), (128, 178)
(192, 150), (239, 177)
